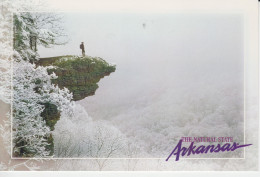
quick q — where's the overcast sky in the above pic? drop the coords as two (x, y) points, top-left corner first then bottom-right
(38, 13), (243, 72)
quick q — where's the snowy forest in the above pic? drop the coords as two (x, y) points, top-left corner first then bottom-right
(0, 0), (258, 171)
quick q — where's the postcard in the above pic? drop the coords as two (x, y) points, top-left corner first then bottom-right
(0, 0), (259, 172)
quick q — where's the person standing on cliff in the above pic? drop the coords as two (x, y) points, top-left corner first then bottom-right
(80, 42), (85, 57)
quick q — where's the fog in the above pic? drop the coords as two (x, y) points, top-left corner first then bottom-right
(39, 13), (244, 157)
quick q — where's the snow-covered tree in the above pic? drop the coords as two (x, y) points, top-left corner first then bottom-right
(13, 12), (66, 61)
(11, 10), (73, 157)
(53, 104), (127, 159)
(12, 56), (73, 157)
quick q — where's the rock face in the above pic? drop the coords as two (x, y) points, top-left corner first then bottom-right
(37, 55), (116, 101)
(36, 55), (116, 156)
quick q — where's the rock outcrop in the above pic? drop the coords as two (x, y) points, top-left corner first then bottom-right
(37, 55), (116, 101)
